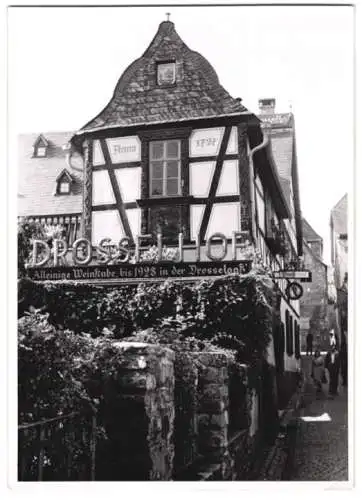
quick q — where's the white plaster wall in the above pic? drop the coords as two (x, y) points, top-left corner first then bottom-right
(206, 203), (240, 239)
(189, 162), (215, 197)
(216, 160), (239, 196)
(226, 126), (238, 155)
(189, 127), (224, 157)
(92, 210), (124, 245)
(92, 140), (105, 166)
(126, 208), (141, 239)
(115, 167), (141, 203)
(190, 205), (205, 241)
(106, 136), (141, 164)
(92, 171), (115, 205)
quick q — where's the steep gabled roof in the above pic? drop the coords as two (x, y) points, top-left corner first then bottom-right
(331, 193), (348, 235)
(18, 132), (83, 217)
(33, 134), (49, 148)
(76, 21), (248, 135)
(303, 218), (322, 242)
(56, 168), (74, 183)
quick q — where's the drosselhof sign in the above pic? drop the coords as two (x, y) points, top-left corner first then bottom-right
(29, 231), (253, 283)
(28, 261), (252, 284)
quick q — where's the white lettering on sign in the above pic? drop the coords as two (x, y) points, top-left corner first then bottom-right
(106, 136), (141, 164)
(189, 127), (224, 157)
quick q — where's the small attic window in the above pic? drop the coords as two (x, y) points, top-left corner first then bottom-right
(56, 169), (73, 195)
(36, 147), (47, 157)
(59, 182), (70, 194)
(33, 134), (49, 158)
(157, 62), (176, 86)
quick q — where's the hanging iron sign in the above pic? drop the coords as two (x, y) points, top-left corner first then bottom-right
(285, 281), (303, 300)
(273, 270), (312, 282)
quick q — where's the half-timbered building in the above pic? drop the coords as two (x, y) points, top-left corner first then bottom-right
(69, 20), (303, 405)
(18, 19), (305, 408)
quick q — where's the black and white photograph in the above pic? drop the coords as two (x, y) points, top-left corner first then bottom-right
(7, 1), (354, 487)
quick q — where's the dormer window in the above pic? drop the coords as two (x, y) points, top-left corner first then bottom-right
(157, 62), (176, 86)
(56, 169), (73, 195)
(33, 134), (49, 158)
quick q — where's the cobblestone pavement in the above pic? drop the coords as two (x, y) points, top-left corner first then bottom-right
(289, 356), (348, 481)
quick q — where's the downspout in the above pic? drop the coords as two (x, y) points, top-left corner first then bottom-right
(65, 147), (84, 173)
(248, 129), (269, 244)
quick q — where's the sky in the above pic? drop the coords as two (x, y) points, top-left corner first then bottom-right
(8, 4), (354, 265)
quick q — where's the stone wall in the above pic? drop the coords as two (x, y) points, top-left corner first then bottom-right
(95, 342), (276, 481)
(173, 351), (199, 477)
(196, 352), (230, 478)
(96, 342), (175, 481)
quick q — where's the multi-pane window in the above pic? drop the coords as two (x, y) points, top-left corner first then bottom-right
(157, 62), (176, 86)
(59, 182), (70, 194)
(150, 140), (181, 197)
(36, 147), (47, 157)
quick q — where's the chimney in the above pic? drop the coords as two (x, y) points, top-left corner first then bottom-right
(258, 98), (276, 115)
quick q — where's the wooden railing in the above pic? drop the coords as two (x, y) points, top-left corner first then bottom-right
(18, 410), (97, 481)
(19, 214), (82, 245)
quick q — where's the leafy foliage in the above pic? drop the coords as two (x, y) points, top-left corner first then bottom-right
(19, 268), (274, 370)
(18, 310), (95, 422)
(18, 219), (46, 278)
(18, 218), (67, 277)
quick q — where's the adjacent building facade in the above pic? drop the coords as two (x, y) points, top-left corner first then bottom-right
(299, 219), (330, 351)
(330, 194), (348, 382)
(257, 99), (303, 400)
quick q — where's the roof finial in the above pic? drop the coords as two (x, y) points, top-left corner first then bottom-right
(166, 12), (171, 22)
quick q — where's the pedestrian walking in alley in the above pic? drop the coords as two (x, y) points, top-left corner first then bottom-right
(306, 332), (314, 356)
(325, 345), (341, 397)
(311, 349), (326, 396)
(340, 340), (348, 387)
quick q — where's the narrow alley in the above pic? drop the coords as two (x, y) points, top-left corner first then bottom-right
(288, 355), (348, 481)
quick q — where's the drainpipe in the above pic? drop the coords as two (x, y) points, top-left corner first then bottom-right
(65, 147), (84, 173)
(248, 129), (269, 244)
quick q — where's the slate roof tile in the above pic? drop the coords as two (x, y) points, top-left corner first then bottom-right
(76, 21), (247, 135)
(18, 132), (83, 217)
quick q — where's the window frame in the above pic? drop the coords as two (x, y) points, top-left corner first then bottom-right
(149, 139), (181, 198)
(59, 181), (71, 194)
(157, 61), (176, 87)
(35, 146), (47, 157)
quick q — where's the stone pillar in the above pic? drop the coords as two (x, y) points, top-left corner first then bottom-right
(195, 351), (231, 479)
(173, 352), (198, 477)
(98, 342), (175, 481)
